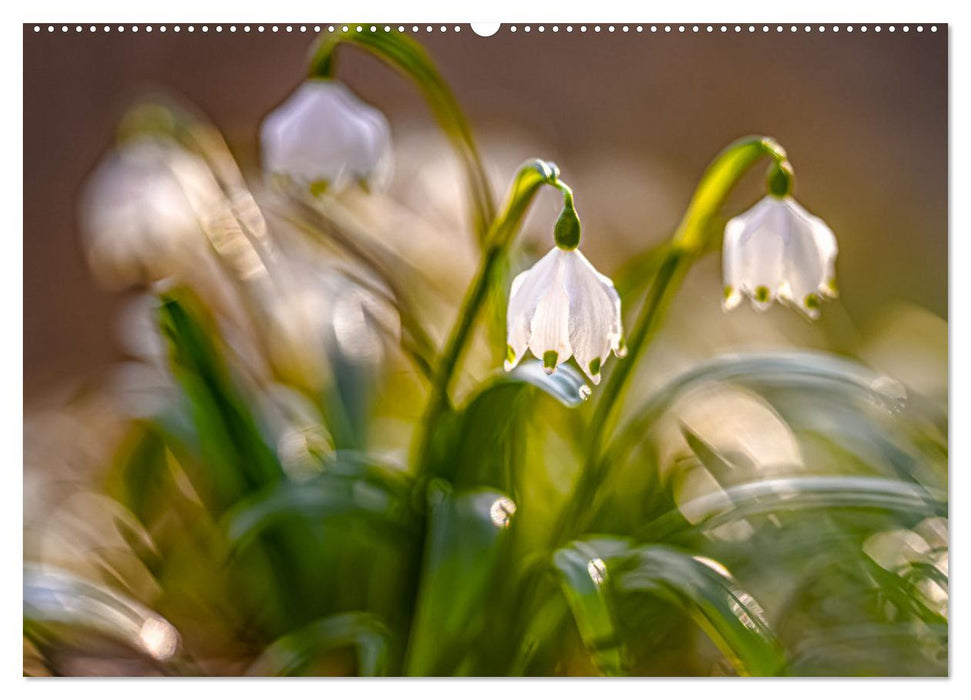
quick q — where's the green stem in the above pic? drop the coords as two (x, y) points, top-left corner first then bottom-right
(308, 28), (496, 245)
(416, 159), (563, 475)
(556, 135), (791, 539)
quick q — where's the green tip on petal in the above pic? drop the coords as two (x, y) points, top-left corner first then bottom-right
(723, 285), (734, 301)
(543, 350), (559, 373)
(804, 293), (820, 310)
(615, 336), (628, 358)
(755, 286), (771, 303)
(826, 278), (839, 297)
(309, 179), (330, 197)
(588, 357), (601, 377)
(505, 344), (516, 364)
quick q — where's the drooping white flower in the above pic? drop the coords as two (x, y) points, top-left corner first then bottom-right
(260, 80), (393, 194)
(505, 247), (625, 384)
(79, 138), (217, 290)
(722, 195), (838, 319)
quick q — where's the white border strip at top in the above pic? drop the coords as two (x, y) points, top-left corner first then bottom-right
(26, 23), (945, 34)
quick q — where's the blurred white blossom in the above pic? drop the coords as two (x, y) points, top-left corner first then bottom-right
(261, 80), (393, 195)
(505, 247), (625, 384)
(722, 196), (838, 319)
(263, 263), (400, 391)
(79, 139), (217, 290)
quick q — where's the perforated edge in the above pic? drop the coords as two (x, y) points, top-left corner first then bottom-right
(29, 23), (942, 35)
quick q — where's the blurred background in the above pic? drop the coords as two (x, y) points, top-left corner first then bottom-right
(23, 24), (948, 677)
(24, 24), (947, 400)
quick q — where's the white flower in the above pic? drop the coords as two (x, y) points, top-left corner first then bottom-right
(263, 262), (400, 391)
(260, 80), (393, 194)
(79, 139), (217, 290)
(722, 195), (838, 319)
(505, 247), (625, 384)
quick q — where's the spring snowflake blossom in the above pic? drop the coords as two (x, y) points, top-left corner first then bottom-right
(260, 80), (393, 194)
(79, 139), (217, 290)
(505, 247), (625, 384)
(722, 195), (838, 319)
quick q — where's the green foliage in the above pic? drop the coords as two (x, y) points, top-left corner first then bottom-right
(26, 292), (948, 675)
(248, 613), (391, 676)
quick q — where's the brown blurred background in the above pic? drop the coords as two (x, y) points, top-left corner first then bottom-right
(23, 24), (947, 400)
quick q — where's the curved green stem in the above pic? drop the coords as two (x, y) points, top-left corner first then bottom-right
(556, 135), (791, 539)
(416, 159), (565, 475)
(309, 28), (496, 245)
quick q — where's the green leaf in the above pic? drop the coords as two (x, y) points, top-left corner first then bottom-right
(612, 545), (787, 676)
(108, 424), (174, 526)
(247, 612), (392, 676)
(404, 486), (517, 675)
(610, 351), (929, 472)
(644, 476), (946, 541)
(552, 537), (632, 675)
(500, 360), (592, 407)
(158, 290), (283, 513)
(223, 467), (417, 554)
(434, 360), (589, 492)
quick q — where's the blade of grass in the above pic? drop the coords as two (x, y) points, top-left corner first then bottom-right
(404, 487), (517, 675)
(552, 537), (632, 675)
(643, 476), (946, 541)
(246, 612), (392, 676)
(436, 360), (590, 490)
(613, 545), (787, 676)
(223, 470), (418, 555)
(158, 290), (283, 513)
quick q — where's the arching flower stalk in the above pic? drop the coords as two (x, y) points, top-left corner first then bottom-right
(260, 79), (393, 195)
(557, 137), (841, 541)
(722, 163), (839, 319)
(504, 201), (626, 384)
(306, 29), (496, 244)
(416, 159), (615, 479)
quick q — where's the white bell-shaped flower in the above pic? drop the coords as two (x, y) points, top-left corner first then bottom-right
(722, 195), (838, 319)
(260, 80), (393, 194)
(79, 138), (216, 290)
(505, 247), (625, 384)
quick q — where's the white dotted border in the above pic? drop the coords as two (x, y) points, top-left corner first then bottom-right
(30, 23), (941, 35)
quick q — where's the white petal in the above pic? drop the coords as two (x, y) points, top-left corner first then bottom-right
(561, 251), (615, 383)
(781, 216), (824, 299)
(779, 198), (837, 317)
(527, 255), (573, 372)
(505, 269), (532, 370)
(505, 248), (562, 370)
(603, 281), (626, 358)
(738, 199), (787, 309)
(722, 215), (746, 310)
(810, 216), (839, 299)
(571, 250), (625, 356)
